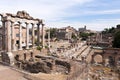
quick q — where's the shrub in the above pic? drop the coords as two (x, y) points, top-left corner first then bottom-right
(36, 46), (42, 51)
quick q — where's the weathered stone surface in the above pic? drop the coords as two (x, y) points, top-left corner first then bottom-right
(55, 60), (71, 74)
(16, 11), (33, 19)
(25, 62), (51, 73)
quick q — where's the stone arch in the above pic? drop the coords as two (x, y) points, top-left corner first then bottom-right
(91, 52), (103, 64)
(94, 54), (103, 63)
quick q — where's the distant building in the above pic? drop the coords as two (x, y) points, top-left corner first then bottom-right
(116, 24), (120, 29)
(78, 26), (86, 33)
(57, 26), (77, 40)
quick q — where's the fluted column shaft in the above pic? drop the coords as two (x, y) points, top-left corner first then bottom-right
(42, 24), (45, 48)
(48, 28), (50, 48)
(32, 23), (35, 48)
(26, 22), (29, 49)
(5, 20), (12, 52)
(2, 20), (5, 50)
(18, 22), (22, 50)
(11, 21), (16, 51)
(37, 23), (40, 46)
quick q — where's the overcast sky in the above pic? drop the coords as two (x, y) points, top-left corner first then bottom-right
(0, 0), (120, 31)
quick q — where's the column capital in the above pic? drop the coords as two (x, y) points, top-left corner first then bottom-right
(11, 21), (14, 26)
(18, 21), (22, 24)
(31, 23), (35, 26)
(25, 22), (29, 25)
(5, 19), (11, 22)
(11, 21), (14, 23)
(37, 23), (40, 26)
(39, 19), (43, 24)
(1, 19), (5, 23)
(5, 16), (12, 21)
(42, 24), (45, 26)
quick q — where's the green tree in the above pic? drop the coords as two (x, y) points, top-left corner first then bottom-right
(50, 28), (57, 38)
(109, 27), (115, 33)
(89, 32), (95, 36)
(36, 46), (42, 51)
(113, 31), (120, 48)
(79, 32), (89, 40)
(72, 33), (77, 39)
(102, 27), (115, 34)
(45, 28), (57, 39)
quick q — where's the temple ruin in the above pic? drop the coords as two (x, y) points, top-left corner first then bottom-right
(0, 11), (45, 65)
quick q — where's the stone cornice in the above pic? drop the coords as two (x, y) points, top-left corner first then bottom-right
(0, 11), (41, 21)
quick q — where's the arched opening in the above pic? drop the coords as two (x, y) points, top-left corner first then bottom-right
(94, 54), (103, 64)
(108, 56), (115, 66)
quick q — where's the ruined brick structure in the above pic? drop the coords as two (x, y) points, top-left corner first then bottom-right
(91, 48), (120, 67)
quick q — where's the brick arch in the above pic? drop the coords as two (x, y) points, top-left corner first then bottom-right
(91, 52), (103, 64)
(108, 56), (115, 66)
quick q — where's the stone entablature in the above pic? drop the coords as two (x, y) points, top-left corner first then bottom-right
(4, 11), (37, 20)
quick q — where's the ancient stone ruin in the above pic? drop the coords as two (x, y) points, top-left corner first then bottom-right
(0, 11), (45, 65)
(14, 53), (71, 74)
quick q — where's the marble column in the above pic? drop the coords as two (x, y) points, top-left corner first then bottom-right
(11, 21), (16, 51)
(25, 22), (29, 49)
(42, 24), (45, 48)
(48, 28), (50, 49)
(31, 23), (35, 48)
(18, 22), (22, 50)
(37, 23), (40, 46)
(1, 20), (5, 50)
(5, 20), (12, 52)
(4, 19), (14, 65)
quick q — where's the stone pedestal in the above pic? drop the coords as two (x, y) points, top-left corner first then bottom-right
(1, 51), (14, 66)
(7, 52), (14, 66)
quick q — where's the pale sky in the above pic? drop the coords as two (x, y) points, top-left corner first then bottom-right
(0, 0), (120, 31)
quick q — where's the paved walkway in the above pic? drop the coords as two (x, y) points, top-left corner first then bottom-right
(0, 64), (27, 80)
